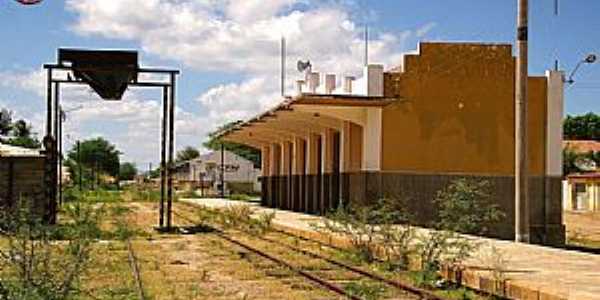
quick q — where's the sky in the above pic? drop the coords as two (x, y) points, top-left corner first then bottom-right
(0, 0), (598, 168)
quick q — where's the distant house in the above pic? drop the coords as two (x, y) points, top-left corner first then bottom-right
(173, 150), (260, 194)
(563, 140), (600, 211)
(563, 172), (600, 212)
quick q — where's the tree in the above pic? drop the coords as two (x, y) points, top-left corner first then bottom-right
(0, 109), (12, 135)
(119, 162), (138, 181)
(0, 108), (41, 149)
(564, 112), (600, 140)
(176, 146), (200, 162)
(563, 147), (583, 176)
(203, 121), (261, 168)
(66, 137), (121, 180)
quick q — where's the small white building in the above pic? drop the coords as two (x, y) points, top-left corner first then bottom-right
(174, 150), (261, 194)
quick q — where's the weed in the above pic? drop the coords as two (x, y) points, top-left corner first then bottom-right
(229, 193), (253, 201)
(314, 198), (414, 267)
(0, 199), (101, 300)
(343, 281), (387, 300)
(477, 243), (509, 294)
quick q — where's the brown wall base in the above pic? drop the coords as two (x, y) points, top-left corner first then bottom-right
(259, 171), (565, 246)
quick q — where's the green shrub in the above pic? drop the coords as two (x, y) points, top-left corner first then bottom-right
(0, 199), (101, 300)
(413, 178), (505, 287)
(434, 178), (505, 235)
(315, 198), (414, 266)
(343, 281), (387, 300)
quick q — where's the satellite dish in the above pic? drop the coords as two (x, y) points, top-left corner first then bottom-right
(297, 60), (312, 73)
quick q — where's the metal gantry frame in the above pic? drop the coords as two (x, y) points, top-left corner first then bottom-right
(43, 63), (179, 230)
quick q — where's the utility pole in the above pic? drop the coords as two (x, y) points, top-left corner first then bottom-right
(281, 36), (286, 97)
(364, 25), (368, 66)
(515, 0), (530, 243)
(77, 140), (82, 192)
(220, 143), (225, 198)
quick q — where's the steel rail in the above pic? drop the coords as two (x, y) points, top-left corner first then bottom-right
(217, 233), (363, 300)
(171, 209), (448, 300)
(175, 202), (445, 299)
(172, 210), (363, 300)
(126, 239), (146, 300)
(257, 234), (446, 300)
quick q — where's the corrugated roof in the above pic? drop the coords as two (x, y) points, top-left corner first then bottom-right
(0, 143), (42, 157)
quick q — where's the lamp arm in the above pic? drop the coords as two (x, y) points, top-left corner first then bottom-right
(566, 60), (584, 84)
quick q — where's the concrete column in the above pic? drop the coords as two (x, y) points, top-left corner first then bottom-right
(305, 133), (320, 213)
(543, 70), (565, 245)
(321, 128), (336, 214)
(362, 108), (382, 171)
(340, 121), (363, 205)
(292, 137), (306, 212)
(261, 146), (271, 206)
(280, 141), (292, 210)
(269, 144), (281, 208)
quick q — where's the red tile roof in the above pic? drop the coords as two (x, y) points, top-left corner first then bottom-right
(563, 140), (600, 154)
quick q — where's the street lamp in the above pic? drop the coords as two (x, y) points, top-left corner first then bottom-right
(565, 54), (597, 84)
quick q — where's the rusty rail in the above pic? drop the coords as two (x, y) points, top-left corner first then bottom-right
(171, 209), (454, 300)
(126, 239), (146, 300)
(258, 234), (447, 300)
(217, 233), (363, 300)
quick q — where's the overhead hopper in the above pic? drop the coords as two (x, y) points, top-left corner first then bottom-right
(58, 48), (139, 100)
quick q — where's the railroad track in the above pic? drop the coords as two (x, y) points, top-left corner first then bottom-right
(126, 239), (146, 300)
(171, 205), (449, 300)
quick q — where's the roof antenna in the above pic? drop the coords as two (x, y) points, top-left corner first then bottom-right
(553, 0), (559, 70)
(281, 36), (286, 97)
(364, 24), (369, 66)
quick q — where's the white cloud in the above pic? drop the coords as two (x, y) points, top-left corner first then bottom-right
(0, 0), (428, 165)
(66, 0), (410, 75)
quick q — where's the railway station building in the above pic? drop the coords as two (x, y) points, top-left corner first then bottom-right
(217, 42), (565, 245)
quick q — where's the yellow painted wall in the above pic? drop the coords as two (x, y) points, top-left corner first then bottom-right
(382, 42), (547, 176)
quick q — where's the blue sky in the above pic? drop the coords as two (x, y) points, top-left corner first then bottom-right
(0, 0), (598, 166)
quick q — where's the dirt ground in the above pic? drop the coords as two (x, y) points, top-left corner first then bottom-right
(564, 211), (600, 247)
(81, 201), (340, 300)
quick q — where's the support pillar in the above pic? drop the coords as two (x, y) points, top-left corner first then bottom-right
(269, 144), (281, 208)
(305, 133), (320, 214)
(321, 128), (335, 214)
(341, 121), (363, 205)
(261, 145), (271, 207)
(292, 137), (306, 212)
(280, 141), (292, 210)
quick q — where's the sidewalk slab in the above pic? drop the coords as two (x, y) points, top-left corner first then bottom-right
(181, 198), (600, 300)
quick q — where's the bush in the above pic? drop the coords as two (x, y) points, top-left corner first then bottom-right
(0, 199), (101, 300)
(414, 178), (505, 287)
(316, 198), (414, 267)
(215, 205), (275, 235)
(434, 178), (504, 235)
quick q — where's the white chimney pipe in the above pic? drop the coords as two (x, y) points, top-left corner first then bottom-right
(307, 72), (319, 93)
(296, 80), (305, 95)
(344, 76), (355, 94)
(325, 74), (336, 94)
